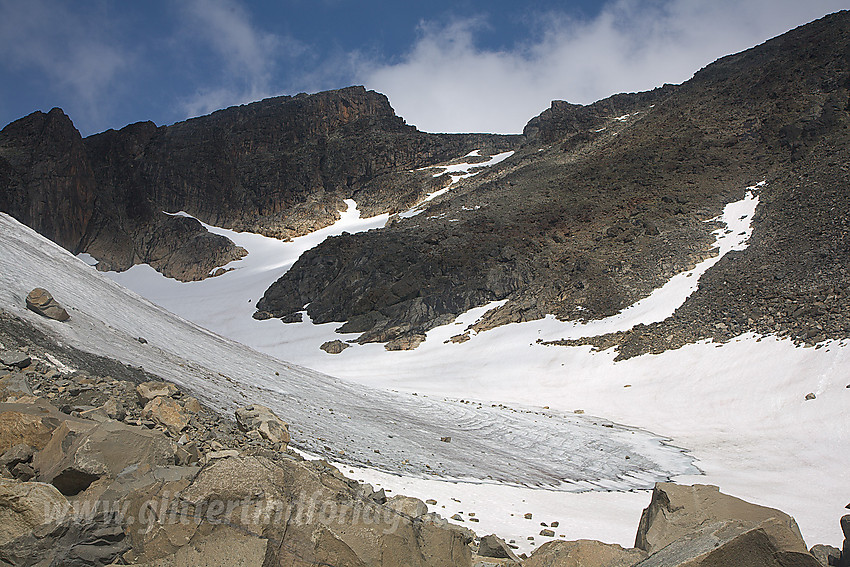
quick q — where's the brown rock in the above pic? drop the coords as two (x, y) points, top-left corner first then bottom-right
(635, 483), (806, 554)
(0, 402), (62, 454)
(810, 544), (841, 566)
(386, 495), (428, 518)
(25, 288), (70, 321)
(384, 333), (427, 351)
(320, 339), (350, 354)
(525, 539), (646, 567)
(34, 419), (176, 496)
(136, 381), (179, 404)
(129, 524), (274, 567)
(182, 397), (202, 414)
(0, 478), (69, 546)
(478, 534), (521, 561)
(234, 405), (290, 445)
(142, 396), (189, 436)
(174, 455), (473, 567)
(635, 517), (821, 567)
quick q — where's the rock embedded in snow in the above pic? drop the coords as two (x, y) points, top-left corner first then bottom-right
(478, 533), (521, 561)
(25, 288), (69, 322)
(320, 339), (349, 354)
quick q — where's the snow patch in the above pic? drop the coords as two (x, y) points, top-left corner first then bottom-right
(399, 150), (513, 218)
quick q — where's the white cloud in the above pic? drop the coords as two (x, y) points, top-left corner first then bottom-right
(356, 0), (848, 133)
(0, 0), (130, 129)
(178, 0), (306, 118)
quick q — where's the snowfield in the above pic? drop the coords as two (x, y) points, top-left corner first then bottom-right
(0, 214), (698, 528)
(2, 172), (848, 551)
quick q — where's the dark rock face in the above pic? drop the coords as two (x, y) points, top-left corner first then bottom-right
(523, 84), (677, 144)
(257, 11), (850, 349)
(0, 108), (96, 253)
(0, 86), (518, 281)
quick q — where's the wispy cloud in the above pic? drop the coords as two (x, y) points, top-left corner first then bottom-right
(178, 0), (307, 118)
(356, 0), (848, 133)
(0, 0), (130, 131)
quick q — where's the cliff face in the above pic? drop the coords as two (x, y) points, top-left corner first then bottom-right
(256, 11), (850, 350)
(0, 108), (96, 253)
(0, 86), (518, 280)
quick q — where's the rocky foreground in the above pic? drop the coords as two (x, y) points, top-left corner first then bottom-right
(0, 299), (846, 566)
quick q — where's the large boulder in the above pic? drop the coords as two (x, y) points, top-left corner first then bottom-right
(478, 534), (522, 562)
(386, 494), (429, 518)
(25, 288), (70, 321)
(0, 400), (64, 453)
(136, 381), (179, 404)
(635, 483), (805, 554)
(164, 455), (472, 567)
(0, 351), (31, 369)
(142, 396), (189, 436)
(810, 544), (840, 566)
(0, 478), (69, 545)
(525, 539), (646, 567)
(34, 419), (176, 496)
(0, 511), (128, 567)
(234, 405), (290, 445)
(633, 517), (821, 567)
(0, 372), (33, 401)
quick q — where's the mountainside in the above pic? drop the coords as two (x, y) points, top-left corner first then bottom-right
(255, 10), (850, 351)
(0, 86), (518, 281)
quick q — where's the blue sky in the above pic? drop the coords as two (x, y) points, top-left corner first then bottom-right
(0, 0), (845, 136)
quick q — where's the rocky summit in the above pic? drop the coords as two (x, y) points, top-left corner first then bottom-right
(0, 86), (516, 281)
(255, 11), (850, 351)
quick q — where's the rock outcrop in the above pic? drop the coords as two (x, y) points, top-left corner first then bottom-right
(0, 108), (96, 253)
(634, 483), (804, 554)
(0, 86), (518, 282)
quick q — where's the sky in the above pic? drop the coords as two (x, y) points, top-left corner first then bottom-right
(0, 0), (846, 136)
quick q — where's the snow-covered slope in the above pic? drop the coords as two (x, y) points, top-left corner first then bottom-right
(0, 213), (695, 496)
(80, 183), (850, 551)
